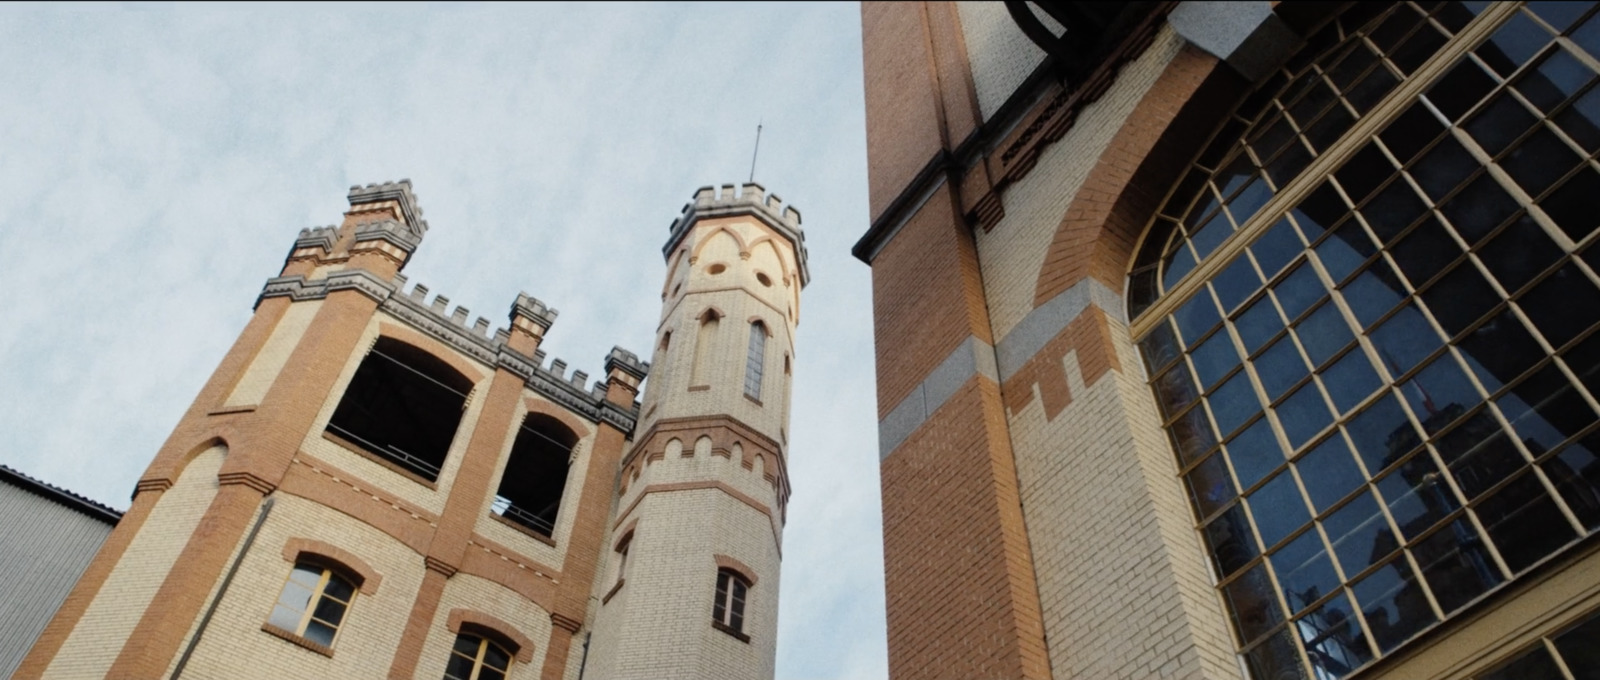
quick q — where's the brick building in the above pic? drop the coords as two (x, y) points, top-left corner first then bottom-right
(857, 2), (1600, 679)
(14, 179), (808, 679)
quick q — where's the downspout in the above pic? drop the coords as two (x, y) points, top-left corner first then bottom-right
(576, 631), (592, 680)
(171, 496), (276, 679)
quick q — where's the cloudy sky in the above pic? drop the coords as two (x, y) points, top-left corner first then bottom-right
(0, 3), (883, 678)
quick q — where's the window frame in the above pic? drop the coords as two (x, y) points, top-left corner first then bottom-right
(443, 632), (514, 680)
(712, 568), (752, 642)
(263, 560), (359, 655)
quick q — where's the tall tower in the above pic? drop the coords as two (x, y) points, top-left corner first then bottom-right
(585, 183), (808, 679)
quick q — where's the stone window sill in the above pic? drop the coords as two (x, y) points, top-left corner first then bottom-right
(601, 578), (625, 605)
(261, 623), (335, 657)
(712, 620), (750, 643)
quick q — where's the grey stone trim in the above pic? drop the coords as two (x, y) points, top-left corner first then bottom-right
(255, 269), (640, 434)
(663, 183), (811, 287)
(994, 278), (1122, 380)
(510, 292), (559, 331)
(604, 346), (651, 382)
(348, 179), (429, 240)
(878, 336), (999, 460)
(1169, 1), (1299, 81)
(293, 226), (338, 253)
(352, 219), (422, 253)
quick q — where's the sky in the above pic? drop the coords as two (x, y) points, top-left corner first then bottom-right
(0, 3), (885, 678)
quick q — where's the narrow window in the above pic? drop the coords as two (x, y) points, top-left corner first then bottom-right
(690, 310), (720, 386)
(267, 562), (356, 649)
(443, 634), (512, 680)
(712, 568), (750, 638)
(326, 337), (473, 481)
(491, 414), (578, 538)
(744, 322), (766, 400)
(615, 534), (632, 585)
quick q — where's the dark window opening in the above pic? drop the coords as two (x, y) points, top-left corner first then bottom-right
(491, 413), (578, 537)
(327, 337), (473, 482)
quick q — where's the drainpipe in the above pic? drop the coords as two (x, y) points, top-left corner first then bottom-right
(171, 496), (276, 679)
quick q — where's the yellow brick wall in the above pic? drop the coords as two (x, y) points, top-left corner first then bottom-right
(170, 493), (426, 678)
(45, 444), (226, 678)
(415, 573), (554, 680)
(224, 299), (323, 408)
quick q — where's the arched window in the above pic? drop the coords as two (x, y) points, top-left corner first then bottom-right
(1130, 4), (1600, 679)
(327, 337), (473, 482)
(691, 309), (721, 386)
(745, 321), (767, 400)
(443, 634), (512, 680)
(491, 413), (578, 538)
(266, 561), (357, 651)
(712, 568), (751, 640)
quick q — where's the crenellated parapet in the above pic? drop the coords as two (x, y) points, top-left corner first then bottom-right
(664, 182), (810, 286)
(617, 415), (791, 521)
(347, 179), (428, 238)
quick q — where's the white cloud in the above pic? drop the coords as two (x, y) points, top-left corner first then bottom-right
(0, 3), (884, 678)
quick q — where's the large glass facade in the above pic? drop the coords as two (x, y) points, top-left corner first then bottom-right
(1131, 3), (1600, 678)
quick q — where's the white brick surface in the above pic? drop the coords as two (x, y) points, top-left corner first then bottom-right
(224, 300), (322, 408)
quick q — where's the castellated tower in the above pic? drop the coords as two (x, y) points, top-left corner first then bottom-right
(584, 183), (808, 680)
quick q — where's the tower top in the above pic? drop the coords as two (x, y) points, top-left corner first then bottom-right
(664, 182), (810, 286)
(348, 179), (429, 237)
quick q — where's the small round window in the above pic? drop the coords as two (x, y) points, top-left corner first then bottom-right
(709, 263), (727, 275)
(756, 272), (772, 287)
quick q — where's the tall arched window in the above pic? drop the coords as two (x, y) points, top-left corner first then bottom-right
(1129, 3), (1600, 678)
(266, 561), (358, 651)
(327, 337), (473, 482)
(491, 413), (578, 538)
(691, 309), (720, 387)
(712, 568), (751, 641)
(745, 321), (767, 401)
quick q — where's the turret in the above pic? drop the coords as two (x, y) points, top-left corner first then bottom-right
(584, 183), (809, 680)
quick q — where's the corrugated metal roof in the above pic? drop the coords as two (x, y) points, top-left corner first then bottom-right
(0, 465), (121, 525)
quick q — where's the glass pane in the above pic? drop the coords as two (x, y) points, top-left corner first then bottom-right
(454, 634), (481, 657)
(1325, 491), (1399, 575)
(1347, 394), (1422, 475)
(1545, 435), (1600, 529)
(1323, 350), (1383, 414)
(1170, 404), (1219, 465)
(1140, 320), (1183, 374)
(1275, 263), (1327, 321)
(1478, 12), (1550, 78)
(1214, 256), (1264, 313)
(1501, 363), (1599, 451)
(322, 574), (354, 602)
(1481, 215), (1563, 295)
(1165, 243), (1198, 291)
(1298, 302), (1356, 367)
(268, 605), (302, 633)
(1274, 529), (1342, 613)
(1553, 612), (1600, 679)
(1229, 418), (1286, 490)
(1189, 452), (1238, 518)
(1317, 221), (1377, 284)
(1413, 519), (1503, 613)
(1476, 473), (1578, 572)
(1192, 331), (1243, 390)
(289, 565), (322, 588)
(1237, 297), (1287, 356)
(479, 669), (505, 680)
(1153, 364), (1201, 419)
(1176, 292), (1224, 344)
(1411, 136), (1476, 201)
(1390, 217), (1460, 289)
(1528, 1), (1592, 32)
(1279, 383), (1336, 450)
(1456, 309), (1543, 391)
(1252, 218), (1305, 277)
(1250, 471), (1313, 547)
(1437, 413), (1526, 500)
(312, 596), (346, 627)
(1362, 180), (1430, 244)
(444, 653), (476, 680)
(1191, 211), (1235, 259)
(1503, 128), (1581, 197)
(1211, 372), (1264, 437)
(304, 620), (336, 647)
(1245, 629), (1307, 680)
(1427, 61), (1498, 123)
(1555, 87), (1600, 153)
(1298, 436), (1367, 512)
(1369, 303), (1443, 378)
(1257, 335), (1311, 401)
(1517, 46), (1594, 113)
(1298, 593), (1374, 679)
(1400, 354), (1480, 434)
(1422, 261), (1501, 338)
(277, 582), (313, 613)
(1540, 166), (1600, 241)
(1440, 174), (1519, 245)
(1520, 263), (1600, 348)
(1293, 181), (1352, 238)
(1465, 93), (1538, 156)
(1336, 144), (1393, 204)
(1377, 453), (1460, 539)
(1351, 556), (1436, 652)
(484, 643), (511, 670)
(1223, 563), (1285, 643)
(1205, 504), (1261, 577)
(1228, 178), (1275, 227)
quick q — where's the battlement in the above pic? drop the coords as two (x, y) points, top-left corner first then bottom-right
(663, 182), (810, 286)
(348, 179), (429, 238)
(294, 226), (339, 252)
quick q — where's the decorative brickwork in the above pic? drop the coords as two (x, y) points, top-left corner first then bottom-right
(1000, 305), (1123, 421)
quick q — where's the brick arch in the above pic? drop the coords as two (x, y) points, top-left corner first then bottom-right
(713, 554), (758, 586)
(139, 437), (231, 494)
(375, 322), (489, 385)
(280, 537), (383, 595)
(447, 608), (535, 664)
(745, 236), (796, 284)
(1033, 45), (1242, 308)
(521, 396), (593, 441)
(690, 225), (750, 261)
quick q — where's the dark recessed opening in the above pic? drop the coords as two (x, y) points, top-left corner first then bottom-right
(326, 337), (472, 482)
(492, 413), (578, 537)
